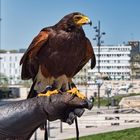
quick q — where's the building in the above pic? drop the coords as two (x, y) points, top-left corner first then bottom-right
(129, 41), (140, 79)
(0, 42), (139, 85)
(0, 52), (23, 84)
(75, 41), (140, 83)
(131, 53), (140, 79)
(73, 62), (90, 85)
(128, 41), (140, 55)
(89, 45), (132, 80)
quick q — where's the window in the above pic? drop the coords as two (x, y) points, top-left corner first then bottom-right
(15, 56), (18, 61)
(9, 56), (12, 61)
(9, 69), (11, 74)
(15, 69), (17, 74)
(13, 63), (15, 68)
(9, 63), (12, 67)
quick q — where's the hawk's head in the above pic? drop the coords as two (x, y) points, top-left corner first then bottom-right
(72, 12), (92, 26)
(56, 12), (92, 31)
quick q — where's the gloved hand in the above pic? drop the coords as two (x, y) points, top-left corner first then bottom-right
(0, 92), (93, 140)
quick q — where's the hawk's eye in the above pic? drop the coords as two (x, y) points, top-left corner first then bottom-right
(75, 16), (81, 20)
(74, 15), (82, 21)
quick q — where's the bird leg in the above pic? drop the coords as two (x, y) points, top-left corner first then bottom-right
(67, 87), (86, 99)
(67, 83), (86, 99)
(38, 86), (59, 97)
(38, 89), (59, 97)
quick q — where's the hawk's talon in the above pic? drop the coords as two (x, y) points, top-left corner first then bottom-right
(67, 87), (86, 99)
(38, 89), (59, 97)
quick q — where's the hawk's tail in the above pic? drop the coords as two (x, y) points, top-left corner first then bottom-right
(91, 54), (96, 69)
(27, 80), (48, 140)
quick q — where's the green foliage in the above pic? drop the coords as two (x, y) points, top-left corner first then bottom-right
(0, 49), (18, 53)
(69, 127), (140, 140)
(9, 50), (18, 53)
(93, 93), (140, 107)
(132, 53), (140, 62)
(114, 93), (140, 102)
(0, 49), (7, 53)
(130, 53), (140, 78)
(0, 73), (8, 86)
(0, 87), (11, 99)
(94, 97), (109, 106)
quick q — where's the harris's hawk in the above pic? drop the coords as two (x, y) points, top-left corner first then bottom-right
(20, 12), (96, 99)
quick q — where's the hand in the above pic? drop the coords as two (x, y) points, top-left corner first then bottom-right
(39, 92), (93, 124)
(0, 92), (93, 139)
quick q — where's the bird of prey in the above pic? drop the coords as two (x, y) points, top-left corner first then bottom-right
(20, 12), (96, 99)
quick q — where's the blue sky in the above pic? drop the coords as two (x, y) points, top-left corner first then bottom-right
(1, 0), (140, 50)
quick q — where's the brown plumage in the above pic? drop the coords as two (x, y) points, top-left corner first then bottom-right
(20, 12), (96, 98)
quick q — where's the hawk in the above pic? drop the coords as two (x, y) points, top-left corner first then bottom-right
(20, 12), (96, 99)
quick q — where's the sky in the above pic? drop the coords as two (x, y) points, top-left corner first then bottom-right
(0, 0), (140, 50)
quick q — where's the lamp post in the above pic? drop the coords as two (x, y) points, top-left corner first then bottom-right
(0, 0), (1, 50)
(0, 0), (1, 51)
(0, 0), (2, 84)
(93, 21), (105, 108)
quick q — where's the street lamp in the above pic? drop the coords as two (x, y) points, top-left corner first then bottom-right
(93, 21), (105, 108)
(0, 19), (1, 47)
(0, 0), (1, 50)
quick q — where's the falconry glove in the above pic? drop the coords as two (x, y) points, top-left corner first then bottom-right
(0, 92), (93, 140)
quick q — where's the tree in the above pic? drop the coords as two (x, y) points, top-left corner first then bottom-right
(0, 49), (7, 53)
(0, 73), (8, 85)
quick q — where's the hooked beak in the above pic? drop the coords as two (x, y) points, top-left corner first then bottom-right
(88, 20), (92, 26)
(75, 15), (92, 26)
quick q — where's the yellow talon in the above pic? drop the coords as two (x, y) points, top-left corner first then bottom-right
(76, 92), (86, 99)
(38, 89), (59, 97)
(67, 87), (79, 94)
(67, 87), (86, 99)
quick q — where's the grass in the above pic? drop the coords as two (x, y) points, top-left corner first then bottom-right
(69, 127), (140, 140)
(93, 93), (140, 107)
(69, 93), (140, 140)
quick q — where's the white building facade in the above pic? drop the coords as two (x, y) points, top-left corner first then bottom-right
(88, 45), (132, 80)
(0, 44), (135, 85)
(0, 52), (23, 84)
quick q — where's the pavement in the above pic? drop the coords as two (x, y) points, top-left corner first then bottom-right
(54, 124), (140, 140)
(30, 107), (140, 140)
(30, 119), (140, 140)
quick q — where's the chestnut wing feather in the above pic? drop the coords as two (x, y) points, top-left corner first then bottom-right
(20, 31), (49, 80)
(73, 38), (96, 76)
